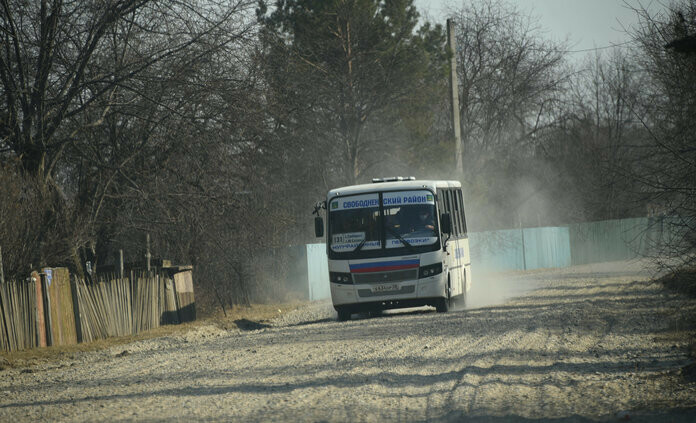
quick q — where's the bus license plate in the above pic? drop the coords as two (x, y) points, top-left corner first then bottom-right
(372, 284), (398, 293)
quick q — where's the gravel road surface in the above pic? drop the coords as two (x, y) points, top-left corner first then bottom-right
(1, 261), (695, 422)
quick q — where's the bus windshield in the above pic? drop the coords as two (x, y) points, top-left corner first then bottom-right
(329, 190), (439, 255)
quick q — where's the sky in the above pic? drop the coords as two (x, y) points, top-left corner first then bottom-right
(414, 0), (667, 57)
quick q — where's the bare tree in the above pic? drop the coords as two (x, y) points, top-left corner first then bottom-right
(446, 0), (568, 229)
(543, 48), (649, 222)
(448, 0), (566, 166)
(0, 0), (152, 183)
(0, 0), (261, 275)
(628, 1), (696, 270)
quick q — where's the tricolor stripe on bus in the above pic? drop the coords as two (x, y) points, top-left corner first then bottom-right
(349, 259), (420, 273)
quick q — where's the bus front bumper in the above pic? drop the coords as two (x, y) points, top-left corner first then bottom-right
(330, 273), (446, 307)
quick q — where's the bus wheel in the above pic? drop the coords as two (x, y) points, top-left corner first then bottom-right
(436, 277), (451, 313)
(435, 297), (449, 313)
(368, 309), (382, 318)
(337, 309), (351, 321)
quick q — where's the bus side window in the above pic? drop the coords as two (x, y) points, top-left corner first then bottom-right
(457, 190), (467, 234)
(445, 190), (458, 236)
(436, 192), (446, 233)
(453, 191), (461, 236)
(453, 189), (463, 235)
(452, 189), (459, 233)
(441, 189), (449, 228)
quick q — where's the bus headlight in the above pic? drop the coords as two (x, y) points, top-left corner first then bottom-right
(418, 263), (443, 279)
(330, 272), (353, 284)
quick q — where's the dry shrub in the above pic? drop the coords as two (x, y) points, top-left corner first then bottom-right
(0, 162), (87, 280)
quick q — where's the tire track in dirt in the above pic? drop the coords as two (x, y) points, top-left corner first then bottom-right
(1, 261), (695, 422)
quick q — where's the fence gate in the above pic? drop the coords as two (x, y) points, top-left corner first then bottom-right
(306, 244), (330, 301)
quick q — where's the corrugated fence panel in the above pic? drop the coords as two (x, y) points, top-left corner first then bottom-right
(469, 229), (525, 273)
(569, 218), (649, 265)
(307, 243), (331, 301)
(522, 227), (572, 270)
(641, 216), (682, 258)
(304, 217), (676, 294)
(286, 245), (309, 300)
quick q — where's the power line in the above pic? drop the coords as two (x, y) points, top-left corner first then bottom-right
(554, 41), (633, 54)
(472, 41), (634, 55)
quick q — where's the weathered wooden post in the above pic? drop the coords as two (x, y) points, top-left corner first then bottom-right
(0, 245), (4, 285)
(146, 234), (151, 273)
(41, 272), (53, 346)
(119, 249), (124, 279)
(70, 274), (83, 344)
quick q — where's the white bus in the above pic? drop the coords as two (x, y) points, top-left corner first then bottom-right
(313, 177), (471, 321)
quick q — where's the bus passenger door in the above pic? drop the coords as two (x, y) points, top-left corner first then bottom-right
(451, 189), (466, 298)
(456, 189), (471, 295)
(444, 189), (464, 298)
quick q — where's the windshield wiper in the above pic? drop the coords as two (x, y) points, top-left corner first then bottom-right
(352, 238), (367, 253)
(386, 227), (416, 253)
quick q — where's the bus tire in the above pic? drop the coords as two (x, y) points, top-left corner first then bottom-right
(337, 308), (351, 321)
(436, 276), (451, 313)
(368, 309), (382, 318)
(435, 297), (449, 313)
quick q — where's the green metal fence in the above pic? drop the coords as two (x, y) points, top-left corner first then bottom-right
(306, 217), (677, 293)
(468, 229), (524, 272)
(470, 216), (678, 272)
(524, 226), (572, 270)
(568, 216), (678, 265)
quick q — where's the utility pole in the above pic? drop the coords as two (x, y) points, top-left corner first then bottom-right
(447, 19), (463, 175)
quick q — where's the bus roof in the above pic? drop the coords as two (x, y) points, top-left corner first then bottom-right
(327, 180), (461, 199)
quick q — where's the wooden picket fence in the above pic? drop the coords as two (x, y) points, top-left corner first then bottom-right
(74, 275), (134, 342)
(0, 268), (195, 351)
(0, 277), (39, 352)
(75, 271), (179, 342)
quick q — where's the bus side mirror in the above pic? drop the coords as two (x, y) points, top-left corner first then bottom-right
(440, 213), (452, 234)
(315, 216), (324, 237)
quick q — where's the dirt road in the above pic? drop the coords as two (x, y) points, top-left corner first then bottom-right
(1, 261), (695, 422)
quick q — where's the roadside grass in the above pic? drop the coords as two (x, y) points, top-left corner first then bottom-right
(658, 267), (696, 383)
(0, 302), (305, 370)
(660, 267), (696, 298)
